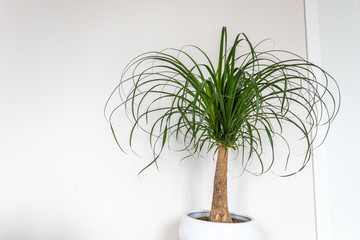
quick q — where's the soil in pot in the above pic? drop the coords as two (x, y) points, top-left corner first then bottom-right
(197, 216), (246, 223)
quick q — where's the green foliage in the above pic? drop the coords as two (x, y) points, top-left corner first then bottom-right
(105, 27), (340, 176)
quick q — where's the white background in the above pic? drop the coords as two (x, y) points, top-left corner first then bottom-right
(315, 0), (360, 239)
(0, 0), (324, 239)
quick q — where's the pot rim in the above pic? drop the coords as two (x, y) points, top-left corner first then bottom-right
(185, 210), (254, 224)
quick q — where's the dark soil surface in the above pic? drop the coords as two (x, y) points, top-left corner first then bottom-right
(197, 216), (245, 223)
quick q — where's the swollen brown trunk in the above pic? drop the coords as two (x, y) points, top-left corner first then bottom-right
(209, 144), (232, 223)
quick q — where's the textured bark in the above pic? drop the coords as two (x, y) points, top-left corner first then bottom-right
(209, 144), (233, 223)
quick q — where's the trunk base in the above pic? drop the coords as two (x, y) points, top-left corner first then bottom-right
(209, 210), (233, 223)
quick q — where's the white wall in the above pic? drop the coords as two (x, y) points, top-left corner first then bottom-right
(316, 0), (360, 239)
(0, 1), (316, 240)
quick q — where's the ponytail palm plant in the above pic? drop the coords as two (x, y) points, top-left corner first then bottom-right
(105, 27), (339, 223)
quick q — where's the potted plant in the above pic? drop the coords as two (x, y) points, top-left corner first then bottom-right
(105, 27), (340, 240)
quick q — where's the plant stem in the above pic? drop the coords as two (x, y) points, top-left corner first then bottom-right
(209, 144), (233, 223)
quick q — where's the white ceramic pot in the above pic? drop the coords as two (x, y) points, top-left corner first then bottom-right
(179, 210), (260, 240)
